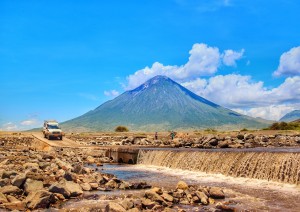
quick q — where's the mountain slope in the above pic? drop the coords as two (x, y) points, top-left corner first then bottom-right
(280, 110), (300, 122)
(61, 76), (270, 131)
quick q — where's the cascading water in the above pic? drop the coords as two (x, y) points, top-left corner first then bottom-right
(137, 149), (300, 184)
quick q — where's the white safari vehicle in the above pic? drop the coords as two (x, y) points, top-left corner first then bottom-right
(42, 120), (64, 140)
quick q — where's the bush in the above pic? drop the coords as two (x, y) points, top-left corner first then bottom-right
(268, 122), (300, 130)
(241, 128), (248, 131)
(115, 126), (129, 132)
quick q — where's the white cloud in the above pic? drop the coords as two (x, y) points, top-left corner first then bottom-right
(183, 75), (300, 108)
(104, 90), (120, 97)
(20, 119), (38, 126)
(273, 46), (300, 77)
(233, 105), (297, 121)
(182, 75), (300, 120)
(126, 43), (244, 90)
(222, 49), (244, 66)
(0, 122), (18, 131)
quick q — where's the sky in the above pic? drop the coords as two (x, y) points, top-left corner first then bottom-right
(1, 0), (300, 131)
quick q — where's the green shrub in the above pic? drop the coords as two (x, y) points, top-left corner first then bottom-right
(268, 122), (300, 130)
(241, 128), (248, 131)
(115, 126), (129, 132)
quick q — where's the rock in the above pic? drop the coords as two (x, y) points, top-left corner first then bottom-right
(64, 171), (77, 181)
(49, 182), (70, 198)
(218, 140), (229, 148)
(119, 199), (134, 210)
(89, 182), (99, 190)
(25, 190), (55, 209)
(209, 139), (219, 146)
(105, 202), (126, 212)
(142, 198), (157, 209)
(176, 181), (188, 190)
(55, 158), (73, 170)
(216, 202), (236, 212)
(161, 192), (174, 202)
(49, 180), (83, 198)
(209, 187), (225, 199)
(145, 189), (165, 203)
(2, 171), (18, 179)
(237, 134), (244, 140)
(0, 192), (8, 203)
(11, 174), (26, 188)
(80, 182), (91, 191)
(86, 156), (95, 164)
(73, 164), (84, 174)
(65, 181), (83, 197)
(24, 179), (43, 194)
(6, 195), (20, 203)
(0, 185), (22, 195)
(195, 191), (208, 205)
(24, 162), (40, 169)
(105, 179), (118, 189)
(1, 202), (26, 211)
(0, 178), (10, 187)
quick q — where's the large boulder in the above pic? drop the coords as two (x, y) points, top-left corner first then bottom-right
(80, 182), (91, 191)
(24, 179), (43, 194)
(144, 189), (165, 203)
(25, 190), (55, 209)
(49, 182), (70, 198)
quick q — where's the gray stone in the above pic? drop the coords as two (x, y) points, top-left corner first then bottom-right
(11, 174), (26, 188)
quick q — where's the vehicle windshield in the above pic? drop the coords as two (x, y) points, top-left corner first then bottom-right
(48, 125), (60, 129)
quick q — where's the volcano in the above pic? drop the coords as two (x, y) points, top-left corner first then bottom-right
(61, 75), (269, 131)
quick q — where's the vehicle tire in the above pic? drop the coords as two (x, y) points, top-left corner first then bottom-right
(60, 137), (63, 140)
(48, 135), (51, 140)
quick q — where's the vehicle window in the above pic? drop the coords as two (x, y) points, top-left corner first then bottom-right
(48, 125), (60, 129)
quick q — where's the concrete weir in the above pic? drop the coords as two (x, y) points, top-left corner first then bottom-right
(105, 147), (140, 164)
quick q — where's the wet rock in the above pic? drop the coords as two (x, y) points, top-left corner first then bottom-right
(209, 187), (225, 199)
(11, 174), (26, 188)
(216, 202), (236, 212)
(25, 190), (55, 209)
(176, 181), (188, 190)
(105, 202), (126, 212)
(24, 179), (43, 194)
(0, 185), (22, 195)
(195, 191), (208, 205)
(49, 180), (83, 198)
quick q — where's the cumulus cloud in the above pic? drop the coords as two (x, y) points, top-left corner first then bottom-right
(104, 90), (120, 97)
(183, 75), (300, 108)
(222, 49), (244, 66)
(233, 105), (298, 121)
(273, 46), (300, 77)
(126, 43), (244, 90)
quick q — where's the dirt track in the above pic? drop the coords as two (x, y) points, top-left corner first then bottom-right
(32, 132), (82, 147)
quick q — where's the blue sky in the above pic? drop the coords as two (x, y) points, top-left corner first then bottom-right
(1, 0), (300, 130)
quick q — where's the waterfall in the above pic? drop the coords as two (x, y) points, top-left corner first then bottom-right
(137, 150), (300, 184)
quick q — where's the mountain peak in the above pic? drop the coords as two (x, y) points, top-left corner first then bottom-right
(130, 75), (174, 93)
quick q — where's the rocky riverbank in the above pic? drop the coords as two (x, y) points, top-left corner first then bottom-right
(67, 132), (300, 149)
(0, 133), (237, 211)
